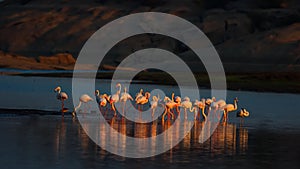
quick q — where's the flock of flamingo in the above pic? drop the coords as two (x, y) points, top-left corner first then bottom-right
(54, 84), (250, 123)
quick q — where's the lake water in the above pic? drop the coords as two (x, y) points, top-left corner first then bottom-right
(0, 75), (300, 168)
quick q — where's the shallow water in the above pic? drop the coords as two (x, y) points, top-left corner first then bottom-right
(0, 75), (300, 168)
(0, 115), (299, 169)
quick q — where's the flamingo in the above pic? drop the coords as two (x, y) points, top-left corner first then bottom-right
(108, 83), (121, 116)
(120, 87), (133, 114)
(205, 98), (213, 106)
(136, 92), (151, 111)
(237, 108), (250, 123)
(194, 98), (206, 121)
(135, 89), (143, 102)
(54, 86), (68, 116)
(162, 94), (181, 121)
(150, 95), (160, 119)
(99, 94), (108, 107)
(180, 96), (194, 120)
(95, 90), (108, 110)
(95, 90), (101, 105)
(220, 97), (238, 122)
(74, 94), (93, 116)
(210, 97), (226, 110)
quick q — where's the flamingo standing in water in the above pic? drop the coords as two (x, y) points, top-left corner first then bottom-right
(210, 97), (226, 120)
(135, 89), (143, 101)
(74, 94), (93, 116)
(107, 83), (121, 116)
(95, 90), (108, 110)
(54, 86), (68, 116)
(136, 92), (151, 111)
(180, 96), (194, 120)
(237, 108), (250, 124)
(210, 97), (226, 110)
(220, 97), (238, 122)
(150, 95), (160, 119)
(135, 89), (143, 108)
(194, 99), (206, 121)
(120, 87), (133, 114)
(95, 90), (101, 105)
(162, 94), (181, 121)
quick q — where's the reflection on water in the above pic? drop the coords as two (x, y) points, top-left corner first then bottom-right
(1, 115), (300, 169)
(55, 117), (249, 157)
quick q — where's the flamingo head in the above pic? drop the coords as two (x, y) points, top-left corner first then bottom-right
(183, 96), (190, 102)
(242, 108), (249, 117)
(95, 90), (100, 96)
(234, 97), (239, 102)
(152, 96), (158, 101)
(116, 83), (121, 88)
(175, 96), (181, 103)
(54, 86), (61, 93)
(205, 99), (212, 105)
(145, 92), (151, 99)
(164, 96), (170, 102)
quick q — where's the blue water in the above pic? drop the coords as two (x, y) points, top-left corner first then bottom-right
(0, 75), (300, 169)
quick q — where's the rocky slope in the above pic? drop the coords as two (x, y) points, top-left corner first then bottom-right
(0, 0), (299, 72)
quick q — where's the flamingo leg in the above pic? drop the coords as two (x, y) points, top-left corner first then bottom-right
(223, 111), (227, 123)
(176, 106), (180, 116)
(122, 101), (126, 115)
(162, 108), (167, 121)
(111, 103), (116, 116)
(61, 100), (65, 117)
(194, 108), (197, 120)
(151, 109), (155, 120)
(170, 110), (174, 120)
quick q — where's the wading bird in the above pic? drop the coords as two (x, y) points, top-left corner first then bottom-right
(136, 92), (151, 111)
(120, 87), (133, 114)
(221, 97), (238, 122)
(237, 108), (250, 123)
(150, 95), (160, 119)
(135, 89), (143, 102)
(194, 99), (206, 121)
(95, 90), (108, 111)
(162, 94), (181, 121)
(95, 90), (101, 105)
(54, 86), (68, 116)
(107, 83), (121, 116)
(210, 97), (226, 110)
(74, 94), (93, 116)
(180, 96), (194, 120)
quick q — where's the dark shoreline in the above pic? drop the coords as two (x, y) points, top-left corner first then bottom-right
(5, 71), (300, 94)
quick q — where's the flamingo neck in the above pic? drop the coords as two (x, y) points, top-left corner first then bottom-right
(118, 84), (122, 93)
(189, 106), (194, 112)
(234, 100), (237, 110)
(201, 107), (206, 120)
(74, 101), (82, 112)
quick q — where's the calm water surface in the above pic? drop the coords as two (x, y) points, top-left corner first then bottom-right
(0, 76), (300, 169)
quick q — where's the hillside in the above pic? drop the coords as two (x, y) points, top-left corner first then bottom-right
(0, 0), (300, 72)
